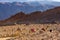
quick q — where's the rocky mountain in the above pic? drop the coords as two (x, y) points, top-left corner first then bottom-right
(0, 7), (60, 25)
(0, 1), (58, 20)
(41, 7), (60, 23)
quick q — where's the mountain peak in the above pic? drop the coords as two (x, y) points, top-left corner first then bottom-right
(0, 1), (59, 20)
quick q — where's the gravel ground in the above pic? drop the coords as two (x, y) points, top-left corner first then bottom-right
(0, 24), (60, 40)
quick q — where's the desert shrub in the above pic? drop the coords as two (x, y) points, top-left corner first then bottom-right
(17, 27), (20, 31)
(13, 31), (20, 37)
(41, 28), (45, 31)
(25, 23), (30, 26)
(49, 29), (52, 32)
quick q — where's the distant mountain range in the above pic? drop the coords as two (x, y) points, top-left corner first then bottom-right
(0, 7), (60, 25)
(0, 1), (60, 20)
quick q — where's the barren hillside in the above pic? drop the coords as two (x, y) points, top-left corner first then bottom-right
(0, 7), (60, 25)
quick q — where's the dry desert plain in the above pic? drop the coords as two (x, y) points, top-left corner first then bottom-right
(0, 24), (60, 40)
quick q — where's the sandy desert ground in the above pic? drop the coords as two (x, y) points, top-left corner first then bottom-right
(0, 24), (60, 40)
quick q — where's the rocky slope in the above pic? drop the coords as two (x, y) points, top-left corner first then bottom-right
(0, 7), (60, 25)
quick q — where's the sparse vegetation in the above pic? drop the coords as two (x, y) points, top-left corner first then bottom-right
(0, 24), (60, 40)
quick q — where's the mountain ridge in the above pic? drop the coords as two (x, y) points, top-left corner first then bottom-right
(0, 1), (59, 20)
(0, 7), (60, 25)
